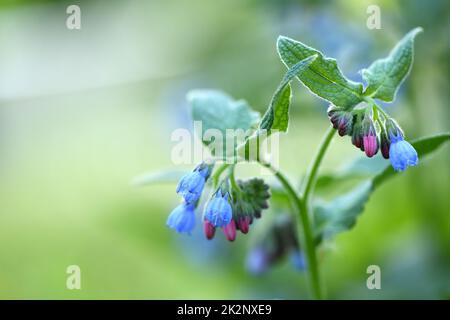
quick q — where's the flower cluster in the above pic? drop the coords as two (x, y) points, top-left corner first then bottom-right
(166, 163), (271, 241)
(328, 105), (418, 172)
(205, 178), (271, 242)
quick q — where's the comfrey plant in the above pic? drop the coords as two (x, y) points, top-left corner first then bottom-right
(137, 27), (450, 299)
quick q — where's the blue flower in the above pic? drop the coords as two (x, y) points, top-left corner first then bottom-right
(246, 247), (269, 275)
(389, 134), (419, 172)
(204, 192), (232, 227)
(166, 202), (196, 234)
(176, 164), (209, 204)
(290, 251), (306, 271)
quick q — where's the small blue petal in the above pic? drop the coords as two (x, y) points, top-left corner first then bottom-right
(167, 203), (196, 234)
(389, 135), (419, 172)
(197, 165), (210, 179)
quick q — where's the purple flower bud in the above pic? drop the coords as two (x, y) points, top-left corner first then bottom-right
(327, 106), (353, 136)
(362, 117), (378, 157)
(363, 134), (378, 157)
(203, 220), (216, 240)
(351, 120), (363, 149)
(380, 129), (390, 159)
(237, 216), (251, 234)
(222, 220), (237, 242)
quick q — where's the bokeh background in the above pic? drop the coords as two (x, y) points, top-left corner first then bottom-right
(0, 0), (449, 299)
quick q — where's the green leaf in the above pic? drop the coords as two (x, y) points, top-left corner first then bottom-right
(315, 132), (450, 241)
(132, 169), (186, 186)
(362, 27), (423, 102)
(188, 90), (260, 157)
(277, 36), (363, 109)
(315, 181), (372, 240)
(315, 156), (387, 190)
(260, 55), (317, 132)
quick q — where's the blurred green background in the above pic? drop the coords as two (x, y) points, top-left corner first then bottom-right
(0, 0), (449, 299)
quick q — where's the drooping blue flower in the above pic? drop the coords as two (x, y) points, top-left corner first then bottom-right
(166, 202), (196, 234)
(176, 164), (209, 204)
(246, 247), (269, 275)
(203, 192), (232, 228)
(389, 134), (419, 172)
(290, 251), (306, 271)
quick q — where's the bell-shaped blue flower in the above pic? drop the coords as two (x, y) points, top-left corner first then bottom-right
(176, 164), (209, 204)
(166, 202), (196, 234)
(389, 134), (419, 172)
(204, 192), (232, 227)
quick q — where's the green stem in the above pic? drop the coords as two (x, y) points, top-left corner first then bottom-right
(300, 126), (336, 299)
(302, 126), (336, 202)
(259, 162), (321, 299)
(229, 165), (242, 195)
(256, 126), (335, 299)
(211, 163), (230, 188)
(363, 96), (389, 118)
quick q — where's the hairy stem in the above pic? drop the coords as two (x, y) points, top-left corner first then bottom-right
(259, 162), (321, 299)
(211, 163), (230, 188)
(229, 165), (242, 194)
(302, 126), (336, 202)
(299, 125), (336, 299)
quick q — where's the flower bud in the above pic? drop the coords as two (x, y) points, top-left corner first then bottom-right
(237, 216), (251, 234)
(327, 105), (353, 136)
(385, 118), (404, 140)
(362, 116), (378, 157)
(351, 117), (363, 150)
(203, 220), (216, 240)
(222, 220), (237, 242)
(380, 127), (390, 159)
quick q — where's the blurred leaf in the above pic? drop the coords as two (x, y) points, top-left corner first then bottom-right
(260, 55), (317, 132)
(362, 27), (423, 102)
(277, 36), (363, 109)
(188, 90), (260, 157)
(315, 132), (450, 242)
(316, 156), (387, 189)
(132, 169), (186, 186)
(315, 181), (372, 240)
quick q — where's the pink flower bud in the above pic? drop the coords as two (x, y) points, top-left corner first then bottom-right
(237, 216), (251, 234)
(362, 116), (379, 157)
(222, 220), (237, 242)
(203, 220), (216, 240)
(363, 134), (379, 158)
